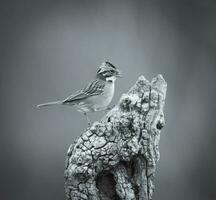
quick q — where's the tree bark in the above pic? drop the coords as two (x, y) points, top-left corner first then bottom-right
(64, 75), (167, 200)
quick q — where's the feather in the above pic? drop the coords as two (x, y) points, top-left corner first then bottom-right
(63, 79), (105, 104)
(37, 101), (62, 108)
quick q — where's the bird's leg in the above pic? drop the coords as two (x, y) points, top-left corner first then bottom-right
(84, 112), (91, 127)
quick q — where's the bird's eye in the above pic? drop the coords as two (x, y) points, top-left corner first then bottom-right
(110, 70), (114, 73)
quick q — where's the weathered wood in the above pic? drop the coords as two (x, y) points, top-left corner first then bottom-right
(65, 75), (167, 200)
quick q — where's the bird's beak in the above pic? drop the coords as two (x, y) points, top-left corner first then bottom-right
(115, 69), (123, 77)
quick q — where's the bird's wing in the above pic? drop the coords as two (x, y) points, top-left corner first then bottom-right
(63, 79), (105, 103)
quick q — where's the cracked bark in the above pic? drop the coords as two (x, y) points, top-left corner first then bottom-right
(65, 75), (167, 200)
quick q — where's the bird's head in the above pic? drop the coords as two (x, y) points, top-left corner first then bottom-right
(96, 61), (122, 82)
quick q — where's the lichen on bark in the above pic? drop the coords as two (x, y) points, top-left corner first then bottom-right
(65, 75), (167, 200)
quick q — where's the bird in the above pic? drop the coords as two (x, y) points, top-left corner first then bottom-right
(37, 61), (122, 126)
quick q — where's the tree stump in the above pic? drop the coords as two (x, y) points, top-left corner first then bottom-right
(64, 75), (167, 200)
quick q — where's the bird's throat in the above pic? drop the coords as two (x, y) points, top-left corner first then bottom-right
(105, 76), (116, 83)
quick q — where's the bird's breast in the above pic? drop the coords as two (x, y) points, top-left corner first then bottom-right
(88, 82), (115, 111)
(74, 82), (115, 113)
(101, 82), (115, 104)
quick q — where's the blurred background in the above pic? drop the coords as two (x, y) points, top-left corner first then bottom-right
(0, 0), (216, 199)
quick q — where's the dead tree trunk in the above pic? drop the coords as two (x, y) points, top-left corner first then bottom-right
(64, 75), (167, 200)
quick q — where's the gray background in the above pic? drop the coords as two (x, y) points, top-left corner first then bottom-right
(1, 0), (216, 200)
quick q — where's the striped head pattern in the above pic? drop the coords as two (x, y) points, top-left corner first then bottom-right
(97, 61), (122, 81)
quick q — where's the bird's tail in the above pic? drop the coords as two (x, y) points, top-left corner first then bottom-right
(37, 100), (63, 108)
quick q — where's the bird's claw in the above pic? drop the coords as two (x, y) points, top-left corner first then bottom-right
(87, 122), (91, 127)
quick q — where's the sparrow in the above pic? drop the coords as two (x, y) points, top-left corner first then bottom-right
(37, 61), (122, 125)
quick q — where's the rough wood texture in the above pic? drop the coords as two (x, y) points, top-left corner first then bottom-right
(65, 75), (167, 200)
